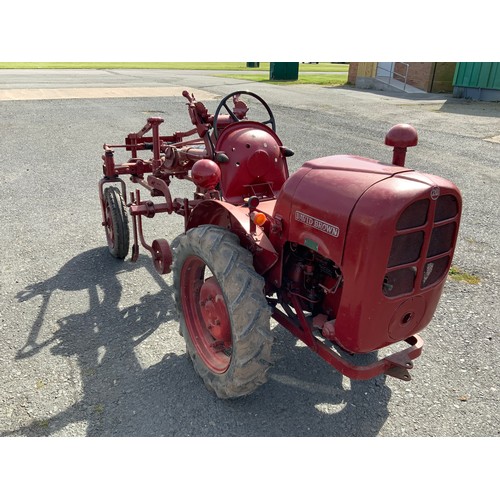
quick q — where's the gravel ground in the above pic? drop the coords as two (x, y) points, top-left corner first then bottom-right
(0, 71), (498, 445)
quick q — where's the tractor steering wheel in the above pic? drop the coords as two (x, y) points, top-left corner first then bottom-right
(212, 91), (276, 140)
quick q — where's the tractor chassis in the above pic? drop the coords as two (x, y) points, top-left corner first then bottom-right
(269, 294), (423, 381)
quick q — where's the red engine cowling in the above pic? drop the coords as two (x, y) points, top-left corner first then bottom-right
(271, 154), (462, 354)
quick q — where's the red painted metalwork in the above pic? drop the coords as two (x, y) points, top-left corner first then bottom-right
(200, 277), (232, 345)
(151, 239), (172, 274)
(269, 155), (462, 354)
(215, 122), (289, 204)
(385, 123), (418, 167)
(271, 294), (423, 381)
(97, 89), (462, 393)
(191, 159), (221, 190)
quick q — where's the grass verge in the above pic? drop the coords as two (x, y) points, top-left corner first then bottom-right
(214, 73), (348, 86)
(0, 62), (349, 86)
(0, 62), (348, 72)
(448, 266), (480, 284)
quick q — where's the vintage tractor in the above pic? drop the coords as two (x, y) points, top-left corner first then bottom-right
(98, 90), (462, 398)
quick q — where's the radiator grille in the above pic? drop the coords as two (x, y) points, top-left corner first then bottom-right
(383, 194), (459, 297)
(421, 256), (450, 288)
(427, 223), (457, 258)
(435, 195), (459, 222)
(388, 232), (424, 267)
(397, 199), (429, 230)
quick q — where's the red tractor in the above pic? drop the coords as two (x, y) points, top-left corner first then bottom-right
(98, 90), (462, 398)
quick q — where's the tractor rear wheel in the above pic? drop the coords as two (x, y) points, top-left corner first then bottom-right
(172, 225), (273, 398)
(103, 186), (129, 259)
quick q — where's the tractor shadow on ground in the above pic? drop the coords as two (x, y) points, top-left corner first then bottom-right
(224, 325), (392, 437)
(7, 247), (390, 437)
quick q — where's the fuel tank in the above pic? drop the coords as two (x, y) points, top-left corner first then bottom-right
(272, 154), (462, 353)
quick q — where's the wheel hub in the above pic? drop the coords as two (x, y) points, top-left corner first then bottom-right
(199, 277), (231, 344)
(105, 206), (114, 244)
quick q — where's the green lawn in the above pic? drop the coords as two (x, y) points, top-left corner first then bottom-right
(0, 62), (349, 86)
(219, 72), (348, 86)
(0, 62), (348, 72)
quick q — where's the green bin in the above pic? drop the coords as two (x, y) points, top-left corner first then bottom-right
(270, 62), (299, 81)
(246, 62), (260, 68)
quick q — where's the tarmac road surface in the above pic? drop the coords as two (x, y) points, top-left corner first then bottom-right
(1, 70), (499, 441)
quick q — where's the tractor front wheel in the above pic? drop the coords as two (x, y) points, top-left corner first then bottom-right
(172, 225), (273, 398)
(103, 186), (129, 259)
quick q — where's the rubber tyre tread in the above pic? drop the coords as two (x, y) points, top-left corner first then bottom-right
(172, 225), (273, 399)
(104, 186), (130, 259)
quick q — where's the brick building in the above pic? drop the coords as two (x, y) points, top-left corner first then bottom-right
(348, 62), (457, 93)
